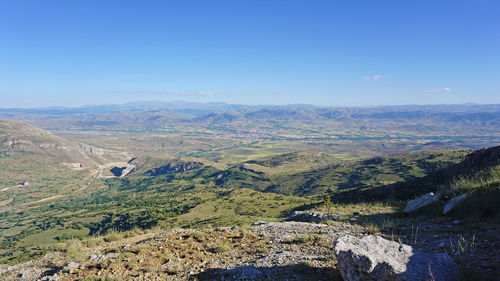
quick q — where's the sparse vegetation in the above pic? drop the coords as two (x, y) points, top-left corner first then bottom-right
(296, 234), (325, 244)
(439, 165), (500, 220)
(212, 244), (231, 253)
(65, 239), (88, 262)
(364, 223), (381, 235)
(81, 277), (122, 281)
(253, 246), (269, 255)
(116, 252), (135, 262)
(103, 230), (122, 242)
(191, 231), (205, 241)
(449, 234), (477, 255)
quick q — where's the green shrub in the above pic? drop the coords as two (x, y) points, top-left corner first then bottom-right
(239, 229), (256, 239)
(364, 223), (380, 234)
(324, 220), (341, 227)
(213, 244), (231, 253)
(116, 252), (135, 262)
(254, 247), (268, 255)
(297, 234), (325, 243)
(191, 232), (205, 241)
(54, 242), (66, 251)
(88, 210), (161, 236)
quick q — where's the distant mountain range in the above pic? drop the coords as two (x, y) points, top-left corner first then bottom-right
(1, 102), (498, 138)
(0, 100), (316, 115)
(2, 101), (498, 115)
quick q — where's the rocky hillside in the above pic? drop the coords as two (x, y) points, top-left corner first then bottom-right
(440, 145), (500, 178)
(0, 216), (498, 280)
(212, 149), (468, 196)
(0, 120), (129, 208)
(330, 145), (500, 204)
(0, 119), (125, 166)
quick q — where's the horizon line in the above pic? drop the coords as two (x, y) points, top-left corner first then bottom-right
(0, 100), (496, 111)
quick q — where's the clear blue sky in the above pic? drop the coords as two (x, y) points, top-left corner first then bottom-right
(1, 0), (499, 108)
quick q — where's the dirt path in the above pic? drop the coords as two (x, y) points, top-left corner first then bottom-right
(0, 198), (13, 207)
(0, 185), (19, 192)
(0, 195), (65, 213)
(76, 168), (103, 194)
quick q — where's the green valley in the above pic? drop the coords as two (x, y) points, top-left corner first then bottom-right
(0, 105), (498, 280)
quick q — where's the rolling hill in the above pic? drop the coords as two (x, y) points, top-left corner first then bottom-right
(208, 149), (469, 196)
(330, 145), (500, 206)
(0, 119), (124, 166)
(0, 120), (128, 207)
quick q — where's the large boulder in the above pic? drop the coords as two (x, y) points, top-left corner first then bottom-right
(334, 235), (457, 281)
(443, 193), (467, 215)
(403, 192), (440, 213)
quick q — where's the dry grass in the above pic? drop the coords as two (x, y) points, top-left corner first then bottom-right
(364, 223), (380, 234)
(316, 202), (398, 216)
(103, 230), (122, 242)
(65, 239), (88, 262)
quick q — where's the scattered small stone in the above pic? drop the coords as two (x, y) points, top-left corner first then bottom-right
(64, 262), (80, 274)
(88, 254), (107, 262)
(288, 211), (340, 223)
(160, 263), (184, 274)
(0, 219), (497, 281)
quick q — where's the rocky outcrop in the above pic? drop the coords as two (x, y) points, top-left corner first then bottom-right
(334, 235), (457, 281)
(77, 143), (108, 157)
(109, 164), (135, 177)
(288, 211), (340, 223)
(0, 254), (63, 281)
(441, 145), (500, 179)
(443, 193), (467, 215)
(403, 192), (440, 213)
(144, 161), (203, 176)
(64, 262), (82, 274)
